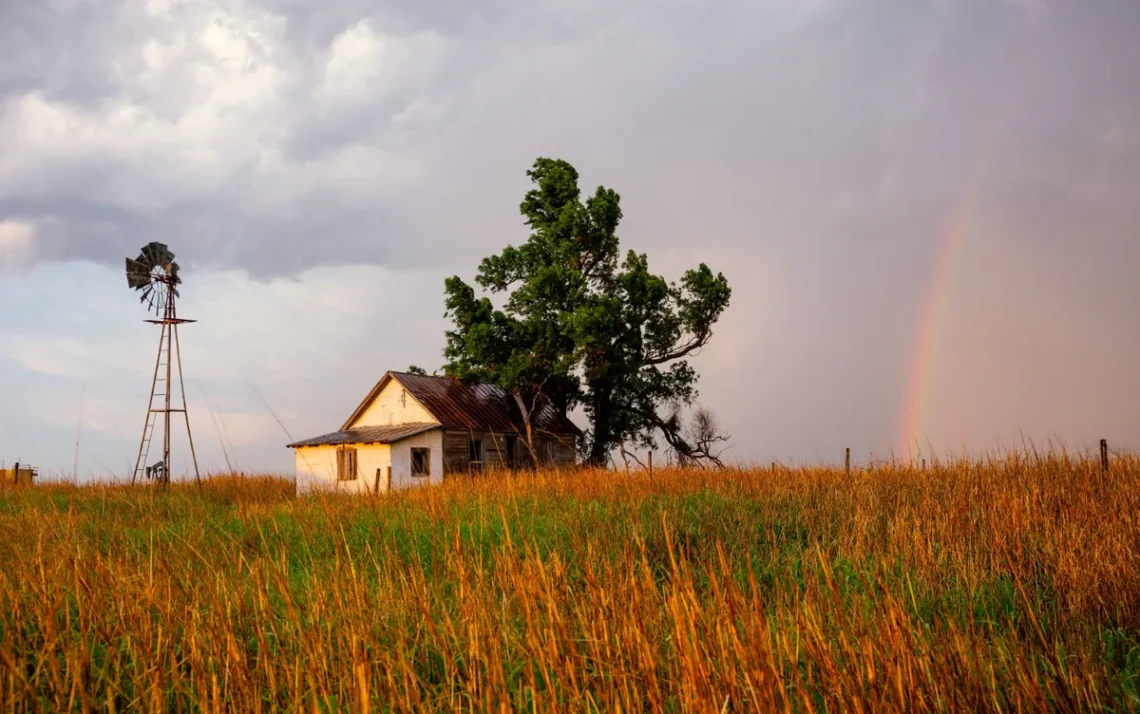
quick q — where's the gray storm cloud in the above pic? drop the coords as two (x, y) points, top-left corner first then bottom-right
(1, 0), (1138, 469)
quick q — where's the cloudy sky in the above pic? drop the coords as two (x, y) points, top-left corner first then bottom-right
(2, 0), (1138, 479)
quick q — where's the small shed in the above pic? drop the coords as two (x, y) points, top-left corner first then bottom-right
(288, 371), (580, 493)
(1, 463), (37, 486)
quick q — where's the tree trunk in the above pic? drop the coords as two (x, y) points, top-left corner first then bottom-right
(512, 391), (541, 468)
(587, 388), (612, 467)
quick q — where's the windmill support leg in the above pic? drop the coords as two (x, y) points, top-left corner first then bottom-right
(173, 323), (201, 487)
(133, 321), (167, 485)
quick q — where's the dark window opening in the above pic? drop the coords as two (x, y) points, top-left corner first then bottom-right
(468, 439), (484, 473)
(411, 448), (431, 477)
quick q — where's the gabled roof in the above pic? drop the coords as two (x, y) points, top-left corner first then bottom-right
(287, 423), (438, 449)
(342, 371), (581, 437)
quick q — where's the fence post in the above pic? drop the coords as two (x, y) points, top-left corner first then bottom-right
(845, 447), (851, 475)
(648, 451), (653, 479)
(1101, 439), (1109, 474)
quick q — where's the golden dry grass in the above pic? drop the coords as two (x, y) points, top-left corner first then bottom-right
(0, 454), (1138, 712)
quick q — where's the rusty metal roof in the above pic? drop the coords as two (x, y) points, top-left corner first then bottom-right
(341, 371), (581, 437)
(287, 423), (438, 449)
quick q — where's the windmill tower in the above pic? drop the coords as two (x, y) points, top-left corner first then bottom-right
(126, 242), (200, 486)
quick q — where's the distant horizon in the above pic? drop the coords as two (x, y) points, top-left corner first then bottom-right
(10, 433), (1137, 486)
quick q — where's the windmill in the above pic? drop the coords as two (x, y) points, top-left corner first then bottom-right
(126, 242), (200, 486)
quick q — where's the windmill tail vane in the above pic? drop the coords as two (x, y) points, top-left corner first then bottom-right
(126, 242), (200, 488)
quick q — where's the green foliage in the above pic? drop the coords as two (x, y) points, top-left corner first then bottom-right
(443, 158), (732, 465)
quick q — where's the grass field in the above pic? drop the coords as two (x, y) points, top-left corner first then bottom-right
(1, 454), (1138, 712)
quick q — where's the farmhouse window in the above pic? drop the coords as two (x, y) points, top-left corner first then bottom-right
(411, 448), (431, 477)
(337, 448), (358, 481)
(468, 439), (484, 473)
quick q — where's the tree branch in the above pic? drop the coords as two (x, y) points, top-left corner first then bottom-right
(625, 404), (729, 467)
(643, 328), (712, 366)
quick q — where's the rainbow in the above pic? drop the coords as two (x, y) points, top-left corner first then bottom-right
(897, 185), (978, 459)
(894, 28), (1033, 460)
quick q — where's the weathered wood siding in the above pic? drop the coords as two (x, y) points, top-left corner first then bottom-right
(441, 429), (577, 475)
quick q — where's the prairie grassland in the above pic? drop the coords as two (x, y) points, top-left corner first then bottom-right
(0, 455), (1138, 712)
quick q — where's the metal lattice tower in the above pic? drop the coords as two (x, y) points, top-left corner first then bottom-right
(126, 243), (200, 487)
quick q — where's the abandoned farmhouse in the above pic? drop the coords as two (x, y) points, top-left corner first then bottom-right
(288, 371), (580, 492)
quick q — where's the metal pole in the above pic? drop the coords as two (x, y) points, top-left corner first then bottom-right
(163, 295), (174, 487)
(172, 319), (201, 487)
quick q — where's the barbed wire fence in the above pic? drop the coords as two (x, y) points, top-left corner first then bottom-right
(1108, 445), (1140, 456)
(1099, 439), (1140, 473)
(822, 440), (1140, 475)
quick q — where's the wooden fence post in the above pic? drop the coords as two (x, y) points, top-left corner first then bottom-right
(648, 451), (653, 479)
(1101, 439), (1109, 474)
(845, 447), (851, 475)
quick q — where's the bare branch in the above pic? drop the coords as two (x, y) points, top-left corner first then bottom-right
(618, 440), (647, 471)
(629, 403), (730, 468)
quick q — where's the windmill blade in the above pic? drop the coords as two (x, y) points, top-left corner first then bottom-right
(141, 242), (171, 268)
(125, 258), (151, 289)
(154, 243), (174, 265)
(141, 285), (161, 314)
(141, 243), (161, 268)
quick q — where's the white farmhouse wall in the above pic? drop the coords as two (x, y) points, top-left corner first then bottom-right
(295, 443), (391, 494)
(350, 380), (436, 428)
(388, 429), (445, 489)
(294, 445), (334, 493)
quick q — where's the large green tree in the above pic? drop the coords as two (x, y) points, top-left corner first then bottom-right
(443, 158), (731, 467)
